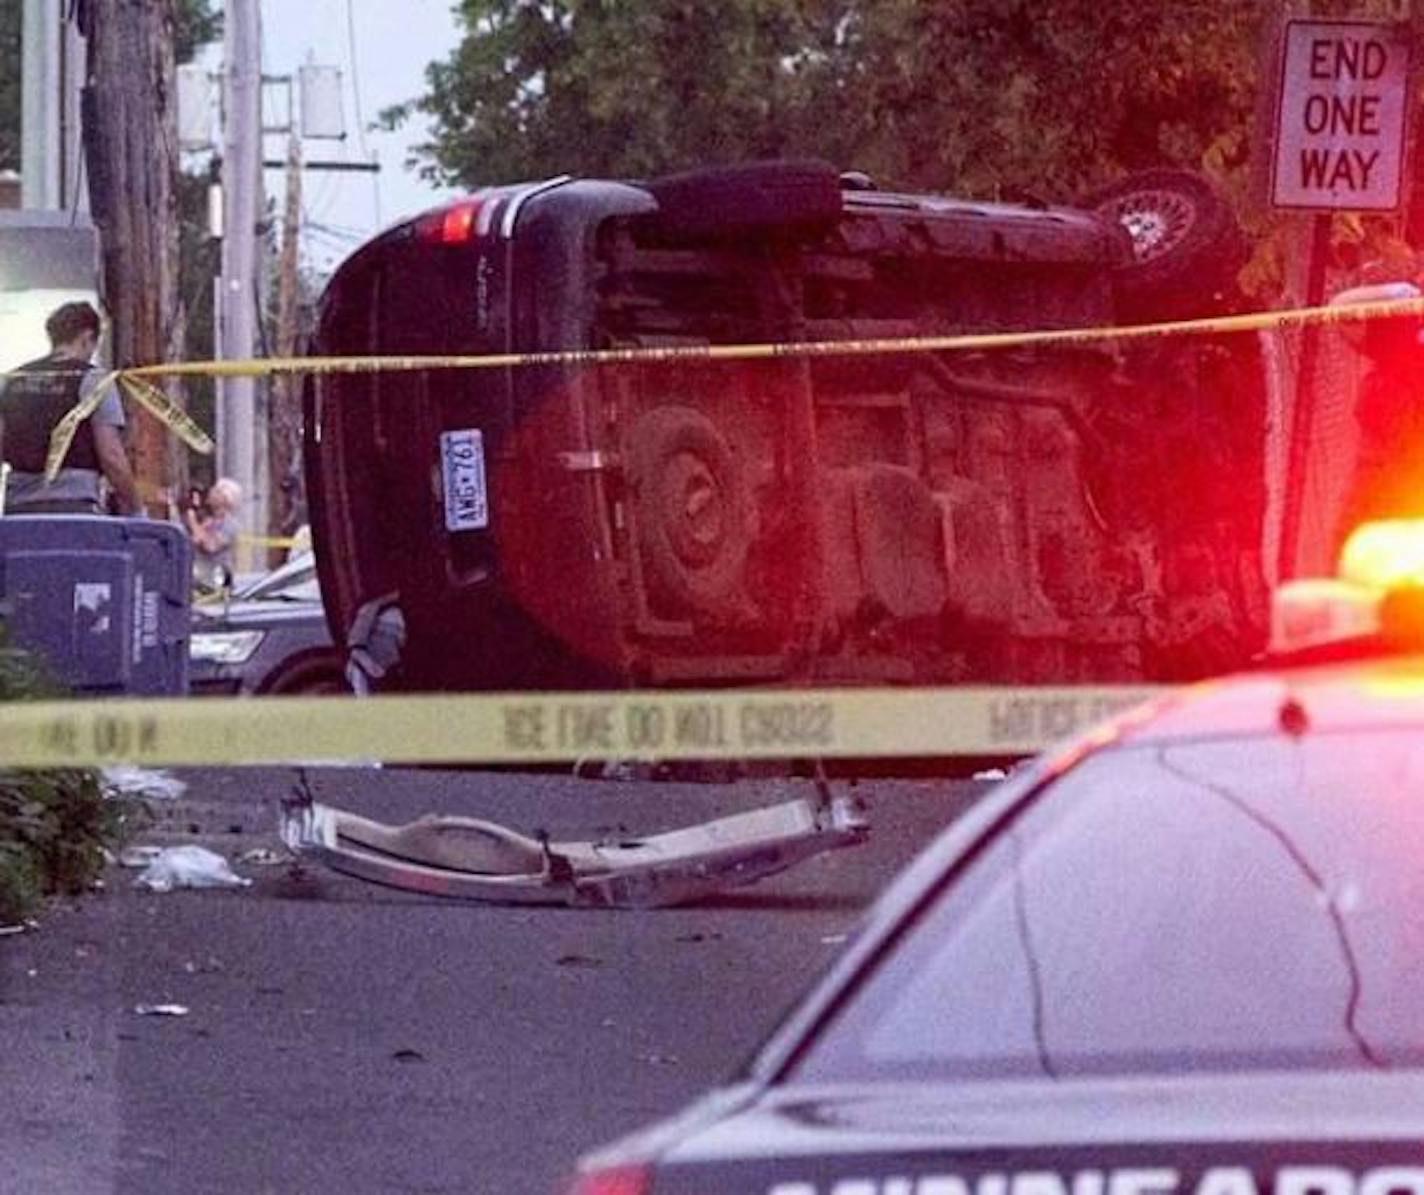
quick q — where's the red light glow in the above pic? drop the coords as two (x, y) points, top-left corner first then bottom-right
(1340, 519), (1424, 589)
(441, 201), (479, 244)
(565, 1165), (652, 1195)
(414, 199), (482, 245)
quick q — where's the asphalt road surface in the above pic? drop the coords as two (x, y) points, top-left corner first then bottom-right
(0, 765), (986, 1194)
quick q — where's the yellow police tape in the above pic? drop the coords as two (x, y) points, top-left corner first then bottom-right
(44, 372), (215, 479)
(0, 685), (1165, 768)
(38, 293), (1424, 482)
(3, 294), (1391, 768)
(238, 533), (301, 550)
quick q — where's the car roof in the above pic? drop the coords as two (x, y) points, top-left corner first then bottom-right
(1116, 652), (1424, 745)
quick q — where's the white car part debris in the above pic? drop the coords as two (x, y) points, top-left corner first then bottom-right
(279, 790), (869, 908)
(119, 845), (165, 869)
(100, 765), (187, 801)
(973, 767), (1009, 781)
(237, 847), (288, 867)
(133, 1004), (190, 1017)
(132, 845), (252, 892)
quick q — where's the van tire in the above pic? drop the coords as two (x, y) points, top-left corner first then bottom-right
(626, 406), (751, 615)
(645, 160), (842, 241)
(1085, 170), (1242, 318)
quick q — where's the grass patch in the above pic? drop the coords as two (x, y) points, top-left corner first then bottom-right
(0, 628), (147, 924)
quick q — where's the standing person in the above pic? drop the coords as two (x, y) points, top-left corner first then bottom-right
(185, 477), (243, 590)
(0, 301), (141, 516)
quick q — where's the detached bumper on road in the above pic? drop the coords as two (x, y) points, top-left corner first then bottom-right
(279, 791), (869, 908)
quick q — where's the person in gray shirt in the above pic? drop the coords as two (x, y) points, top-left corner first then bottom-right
(0, 301), (141, 516)
(185, 477), (243, 589)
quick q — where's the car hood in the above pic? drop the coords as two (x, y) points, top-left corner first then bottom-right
(612, 1072), (1424, 1193)
(191, 598), (327, 629)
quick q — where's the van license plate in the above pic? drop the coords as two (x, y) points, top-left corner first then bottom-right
(440, 428), (489, 532)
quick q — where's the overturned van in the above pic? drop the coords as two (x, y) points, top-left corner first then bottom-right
(304, 161), (1266, 693)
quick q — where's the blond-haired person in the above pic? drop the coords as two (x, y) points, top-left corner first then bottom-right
(186, 478), (242, 589)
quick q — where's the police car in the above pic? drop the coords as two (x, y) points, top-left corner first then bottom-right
(567, 520), (1424, 1195)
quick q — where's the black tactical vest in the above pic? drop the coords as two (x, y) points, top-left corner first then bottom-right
(0, 353), (98, 473)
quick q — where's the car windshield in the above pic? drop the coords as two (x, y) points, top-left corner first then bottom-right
(235, 554), (320, 602)
(796, 728), (1424, 1082)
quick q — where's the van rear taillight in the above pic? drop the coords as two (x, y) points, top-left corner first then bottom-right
(415, 199), (483, 245)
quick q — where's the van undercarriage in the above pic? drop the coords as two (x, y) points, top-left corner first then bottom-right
(305, 164), (1267, 694)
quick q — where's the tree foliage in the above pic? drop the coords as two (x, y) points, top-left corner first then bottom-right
(388, 0), (1271, 202)
(172, 0), (221, 64)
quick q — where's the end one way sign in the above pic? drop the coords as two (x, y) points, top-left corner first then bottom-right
(1272, 21), (1410, 211)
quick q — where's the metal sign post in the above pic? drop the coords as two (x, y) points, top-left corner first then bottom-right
(1271, 20), (1411, 578)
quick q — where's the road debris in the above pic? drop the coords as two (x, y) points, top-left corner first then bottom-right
(237, 847), (288, 867)
(279, 775), (869, 908)
(391, 1048), (426, 1064)
(133, 1003), (190, 1017)
(0, 919), (38, 937)
(131, 845), (252, 892)
(118, 845), (164, 869)
(556, 953), (603, 968)
(973, 767), (1009, 782)
(576, 758), (661, 782)
(101, 765), (187, 801)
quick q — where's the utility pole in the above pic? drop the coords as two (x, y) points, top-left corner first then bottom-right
(219, 0), (263, 552)
(80, 0), (185, 510)
(271, 133), (303, 547)
(182, 41), (372, 554)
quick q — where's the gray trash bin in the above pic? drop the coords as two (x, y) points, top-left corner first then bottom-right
(0, 516), (190, 696)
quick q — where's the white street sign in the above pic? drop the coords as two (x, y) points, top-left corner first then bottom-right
(1271, 20), (1410, 211)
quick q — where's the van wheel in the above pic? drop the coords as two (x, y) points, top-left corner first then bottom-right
(626, 406), (751, 615)
(1085, 170), (1243, 318)
(645, 160), (842, 241)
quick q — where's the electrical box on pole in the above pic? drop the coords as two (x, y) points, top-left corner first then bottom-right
(298, 64), (346, 140)
(177, 64), (217, 153)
